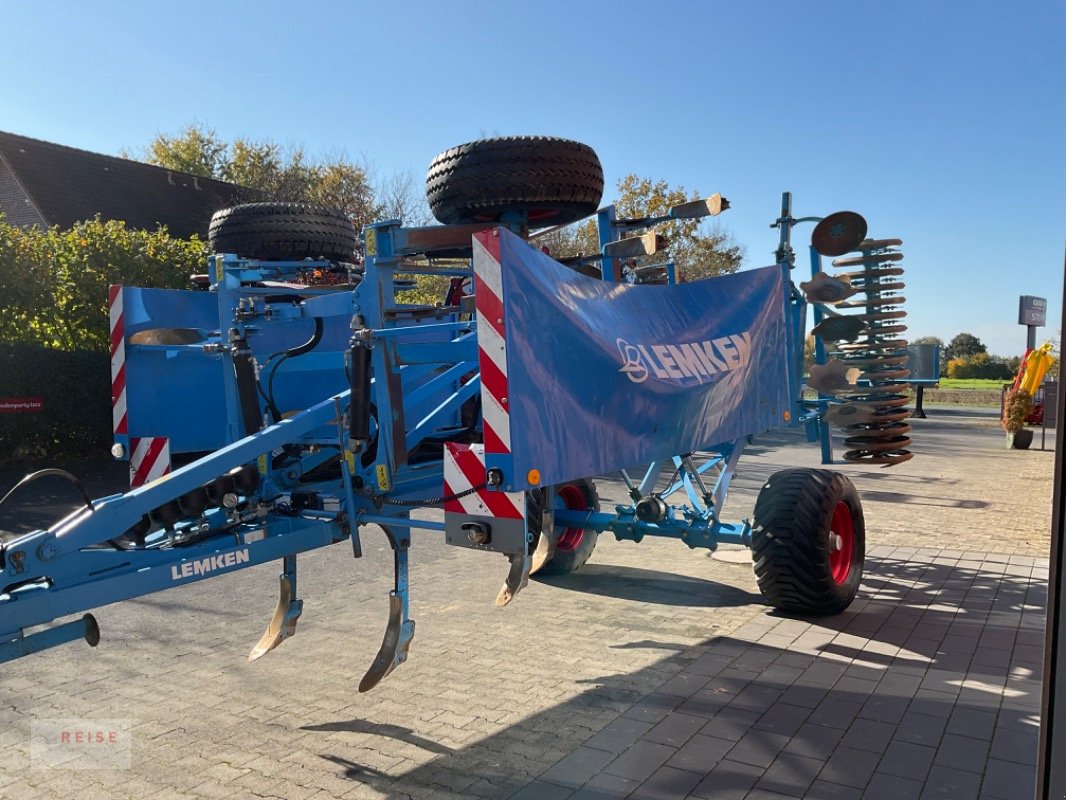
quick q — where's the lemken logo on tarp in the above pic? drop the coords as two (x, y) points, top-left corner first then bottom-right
(617, 332), (753, 385)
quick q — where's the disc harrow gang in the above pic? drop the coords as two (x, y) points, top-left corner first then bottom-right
(811, 237), (913, 466)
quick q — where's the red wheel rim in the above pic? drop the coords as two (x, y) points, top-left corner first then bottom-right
(554, 485), (588, 552)
(829, 501), (855, 585)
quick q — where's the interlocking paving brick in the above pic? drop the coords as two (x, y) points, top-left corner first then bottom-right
(568, 771), (640, 800)
(859, 693), (912, 725)
(803, 778), (863, 799)
(629, 764), (702, 800)
(877, 739), (937, 781)
(933, 733), (990, 774)
(508, 779), (574, 800)
(752, 701), (813, 736)
(584, 718), (656, 755)
(778, 684), (830, 709)
(700, 707), (761, 743)
(989, 724), (1038, 766)
(689, 759), (764, 799)
(642, 712), (706, 748)
(894, 710), (947, 747)
(981, 757), (1038, 799)
(783, 723), (845, 762)
(539, 746), (617, 789)
(665, 733), (735, 773)
(922, 764), (984, 800)
(724, 729), (790, 769)
(864, 771), (923, 799)
(908, 689), (961, 719)
(755, 752), (823, 796)
(808, 698), (865, 730)
(602, 740), (676, 782)
(817, 745), (882, 789)
(946, 707), (998, 741)
(841, 717), (896, 753)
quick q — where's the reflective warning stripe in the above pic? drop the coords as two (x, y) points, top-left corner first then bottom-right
(443, 443), (524, 520)
(129, 436), (170, 487)
(108, 285), (127, 436)
(472, 232), (511, 454)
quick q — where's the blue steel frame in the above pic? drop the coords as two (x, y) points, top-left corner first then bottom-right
(0, 193), (821, 673)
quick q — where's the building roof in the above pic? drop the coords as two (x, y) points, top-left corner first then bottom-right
(0, 131), (260, 239)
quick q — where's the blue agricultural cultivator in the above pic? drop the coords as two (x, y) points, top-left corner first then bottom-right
(0, 136), (912, 689)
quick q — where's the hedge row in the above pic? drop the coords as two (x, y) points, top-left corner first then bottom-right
(0, 216), (204, 352)
(0, 344), (112, 462)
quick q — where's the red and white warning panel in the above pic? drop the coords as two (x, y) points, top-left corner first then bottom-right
(443, 443), (527, 555)
(471, 232), (512, 458)
(129, 436), (171, 488)
(108, 285), (128, 438)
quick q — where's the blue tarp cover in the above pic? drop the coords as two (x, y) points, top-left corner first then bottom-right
(486, 229), (792, 490)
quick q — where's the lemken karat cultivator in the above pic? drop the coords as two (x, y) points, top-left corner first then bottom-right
(0, 137), (909, 689)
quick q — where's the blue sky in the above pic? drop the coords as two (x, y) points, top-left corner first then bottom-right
(4, 1), (1063, 358)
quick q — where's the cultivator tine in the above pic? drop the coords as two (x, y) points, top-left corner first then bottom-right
(530, 531), (551, 575)
(496, 551), (531, 607)
(249, 556), (303, 661)
(358, 594), (415, 692)
(528, 490), (554, 576)
(358, 525), (415, 692)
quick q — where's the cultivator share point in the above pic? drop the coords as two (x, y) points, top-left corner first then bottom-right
(0, 137), (900, 685)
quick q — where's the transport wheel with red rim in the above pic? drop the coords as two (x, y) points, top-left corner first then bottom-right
(751, 468), (865, 615)
(554, 484), (589, 553)
(527, 478), (600, 576)
(828, 501), (855, 585)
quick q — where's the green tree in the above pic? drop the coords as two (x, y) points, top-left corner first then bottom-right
(945, 352), (1013, 380)
(613, 176), (743, 282)
(132, 124), (384, 231)
(536, 175), (744, 282)
(945, 332), (986, 362)
(145, 125), (227, 177)
(0, 216), (202, 351)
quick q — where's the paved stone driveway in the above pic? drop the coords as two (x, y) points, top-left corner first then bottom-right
(0, 408), (1053, 798)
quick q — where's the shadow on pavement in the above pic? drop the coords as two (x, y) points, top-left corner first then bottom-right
(535, 563), (762, 608)
(302, 553), (1043, 800)
(303, 720), (456, 755)
(857, 490), (990, 509)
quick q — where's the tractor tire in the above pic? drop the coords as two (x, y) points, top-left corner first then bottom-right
(208, 202), (358, 262)
(528, 479), (600, 576)
(426, 136), (604, 228)
(751, 468), (864, 615)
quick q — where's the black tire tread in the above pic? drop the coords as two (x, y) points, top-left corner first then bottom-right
(426, 136), (603, 228)
(530, 478), (600, 576)
(209, 202), (358, 262)
(751, 468), (864, 615)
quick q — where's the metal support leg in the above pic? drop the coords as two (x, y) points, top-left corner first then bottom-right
(912, 385), (927, 419)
